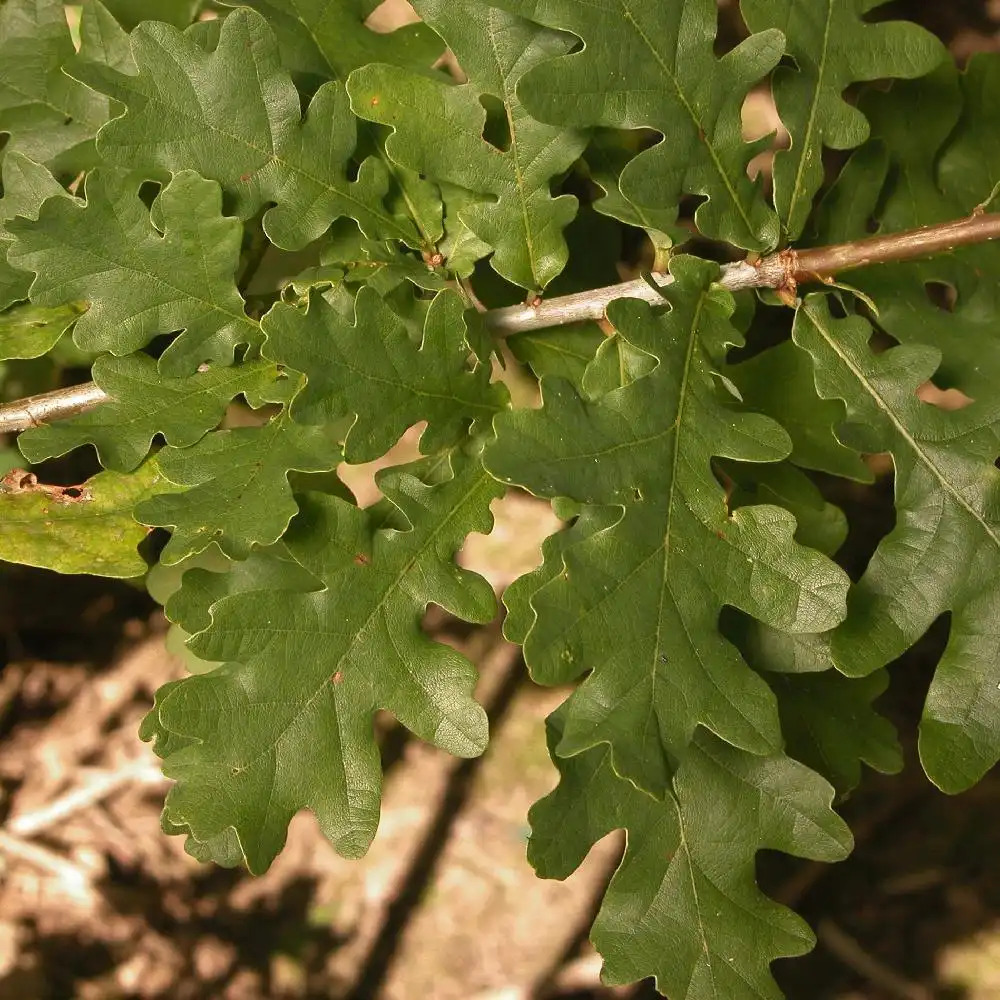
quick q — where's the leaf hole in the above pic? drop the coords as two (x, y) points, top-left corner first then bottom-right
(924, 281), (957, 313)
(631, 486), (643, 502)
(138, 180), (163, 211)
(479, 94), (511, 152)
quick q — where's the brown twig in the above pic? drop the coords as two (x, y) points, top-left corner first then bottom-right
(7, 759), (165, 838)
(2, 211), (998, 434)
(818, 920), (933, 1000)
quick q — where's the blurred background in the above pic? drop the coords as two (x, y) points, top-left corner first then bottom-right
(3, 1), (1000, 998)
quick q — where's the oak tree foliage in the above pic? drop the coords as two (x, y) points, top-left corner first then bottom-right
(0, 1), (993, 996)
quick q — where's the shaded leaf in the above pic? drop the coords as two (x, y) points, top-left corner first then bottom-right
(741, 0), (944, 239)
(530, 708), (851, 999)
(0, 0), (111, 168)
(218, 0), (442, 82)
(485, 258), (849, 796)
(830, 59), (1000, 399)
(766, 670), (902, 794)
(83, 0), (201, 30)
(350, 1), (589, 290)
(730, 339), (873, 482)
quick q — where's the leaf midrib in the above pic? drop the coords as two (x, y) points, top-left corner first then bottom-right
(802, 302), (1000, 550)
(782, 0), (835, 234)
(617, 0), (759, 241)
(208, 465), (495, 773)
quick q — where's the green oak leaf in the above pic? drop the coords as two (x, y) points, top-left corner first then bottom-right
(286, 220), (448, 299)
(529, 709), (852, 999)
(144, 449), (502, 872)
(0, 460), (175, 578)
(730, 340), (873, 482)
(83, 0), (200, 30)
(7, 170), (260, 376)
(18, 355), (284, 471)
(793, 293), (1000, 794)
(76, 0), (137, 75)
(0, 152), (68, 311)
(582, 129), (685, 252)
(262, 286), (507, 463)
(489, 0), (783, 251)
(135, 415), (342, 564)
(0, 0), (112, 169)
(218, 0), (443, 82)
(507, 326), (605, 388)
(766, 670), (902, 794)
(163, 546), (321, 638)
(740, 0), (944, 239)
(350, 1), (589, 290)
(502, 500), (619, 646)
(819, 59), (1000, 399)
(0, 301), (84, 361)
(71, 9), (423, 250)
(726, 461), (848, 557)
(485, 257), (850, 796)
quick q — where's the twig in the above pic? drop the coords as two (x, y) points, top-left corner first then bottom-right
(818, 920), (932, 1000)
(2, 211), (999, 434)
(0, 381), (107, 433)
(0, 829), (92, 896)
(7, 759), (165, 838)
(485, 210), (1000, 337)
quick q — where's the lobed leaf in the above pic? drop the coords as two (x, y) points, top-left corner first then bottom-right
(0, 152), (68, 311)
(144, 449), (502, 872)
(71, 9), (424, 250)
(18, 355), (285, 471)
(740, 0), (944, 239)
(489, 0), (783, 250)
(0, 301), (84, 361)
(486, 257), (849, 796)
(529, 708), (852, 999)
(793, 294), (1000, 793)
(262, 286), (507, 462)
(0, 460), (174, 578)
(7, 170), (260, 376)
(135, 416), (342, 564)
(765, 670), (902, 794)
(0, 0), (112, 169)
(350, 1), (589, 290)
(818, 59), (1000, 399)
(218, 0), (443, 82)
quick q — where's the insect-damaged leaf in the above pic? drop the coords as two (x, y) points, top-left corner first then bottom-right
(0, 460), (173, 578)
